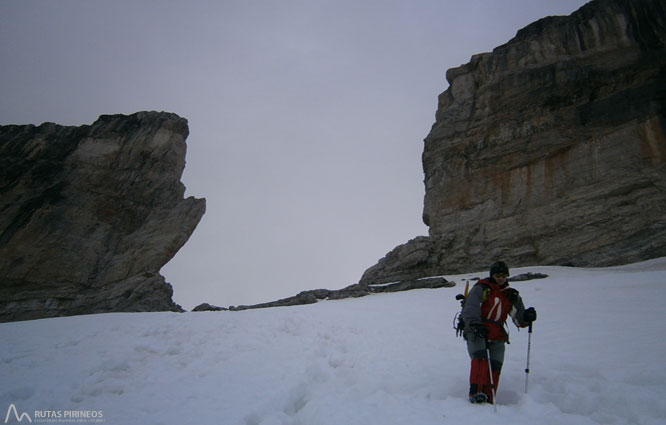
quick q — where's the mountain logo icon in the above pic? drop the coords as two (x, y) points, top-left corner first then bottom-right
(4, 404), (32, 423)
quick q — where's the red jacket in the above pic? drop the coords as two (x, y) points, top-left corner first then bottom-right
(461, 278), (528, 341)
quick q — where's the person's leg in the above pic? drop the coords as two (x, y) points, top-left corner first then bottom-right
(466, 334), (490, 402)
(485, 341), (506, 403)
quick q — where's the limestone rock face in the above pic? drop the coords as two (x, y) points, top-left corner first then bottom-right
(362, 0), (666, 284)
(0, 112), (206, 322)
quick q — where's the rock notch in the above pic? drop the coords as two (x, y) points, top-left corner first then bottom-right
(0, 111), (206, 322)
(362, 0), (666, 285)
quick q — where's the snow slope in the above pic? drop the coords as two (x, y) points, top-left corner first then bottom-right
(2, 259), (666, 425)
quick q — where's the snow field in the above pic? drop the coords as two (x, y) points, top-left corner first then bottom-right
(2, 258), (666, 425)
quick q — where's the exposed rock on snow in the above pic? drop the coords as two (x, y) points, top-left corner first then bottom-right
(221, 276), (454, 311)
(0, 112), (206, 322)
(362, 0), (666, 285)
(509, 272), (549, 282)
(191, 303), (228, 312)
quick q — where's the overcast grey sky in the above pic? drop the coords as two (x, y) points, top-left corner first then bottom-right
(1, 0), (589, 309)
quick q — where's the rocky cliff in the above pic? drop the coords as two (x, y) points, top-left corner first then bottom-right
(0, 112), (206, 322)
(362, 0), (666, 284)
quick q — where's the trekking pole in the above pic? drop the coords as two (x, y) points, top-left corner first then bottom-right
(524, 322), (533, 394)
(486, 339), (498, 413)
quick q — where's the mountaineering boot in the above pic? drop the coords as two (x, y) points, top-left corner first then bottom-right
(469, 393), (488, 404)
(482, 369), (501, 404)
(469, 358), (491, 402)
(481, 383), (494, 404)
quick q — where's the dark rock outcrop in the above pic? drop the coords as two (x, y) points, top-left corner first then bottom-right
(0, 112), (206, 322)
(192, 303), (228, 312)
(224, 276), (455, 311)
(362, 0), (666, 285)
(509, 272), (549, 282)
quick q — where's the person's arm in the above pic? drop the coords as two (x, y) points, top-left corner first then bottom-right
(510, 294), (528, 328)
(461, 283), (485, 331)
(509, 291), (536, 328)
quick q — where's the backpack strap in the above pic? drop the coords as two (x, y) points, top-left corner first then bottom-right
(474, 280), (491, 303)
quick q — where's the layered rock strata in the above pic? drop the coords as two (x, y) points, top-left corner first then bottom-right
(0, 112), (206, 322)
(362, 0), (666, 285)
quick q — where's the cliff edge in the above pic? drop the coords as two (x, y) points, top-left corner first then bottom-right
(0, 112), (206, 322)
(362, 0), (666, 284)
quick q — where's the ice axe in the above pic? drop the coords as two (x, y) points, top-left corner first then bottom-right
(455, 281), (470, 305)
(453, 282), (469, 337)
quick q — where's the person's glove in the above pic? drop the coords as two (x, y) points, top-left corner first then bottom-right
(523, 307), (537, 323)
(469, 322), (488, 339)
